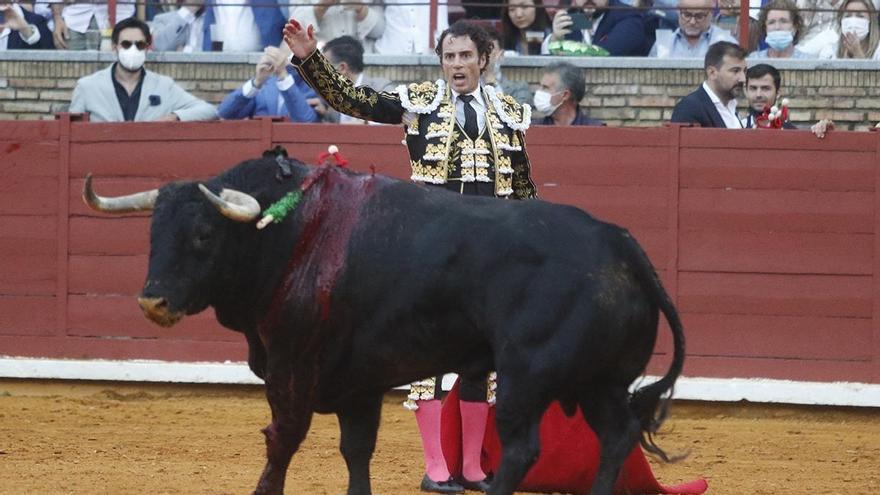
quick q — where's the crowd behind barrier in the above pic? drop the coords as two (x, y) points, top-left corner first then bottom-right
(2, 0), (880, 129)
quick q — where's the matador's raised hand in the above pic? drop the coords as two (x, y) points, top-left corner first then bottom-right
(283, 18), (317, 61)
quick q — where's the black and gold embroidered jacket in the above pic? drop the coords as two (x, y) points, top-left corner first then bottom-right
(292, 49), (538, 200)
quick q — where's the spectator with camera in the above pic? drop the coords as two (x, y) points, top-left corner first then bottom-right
(543, 0), (650, 56)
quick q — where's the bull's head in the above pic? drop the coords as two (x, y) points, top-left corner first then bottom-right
(83, 174), (262, 327)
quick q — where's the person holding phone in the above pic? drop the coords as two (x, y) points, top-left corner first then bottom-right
(543, 0), (650, 55)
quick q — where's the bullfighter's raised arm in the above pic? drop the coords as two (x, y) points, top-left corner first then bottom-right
(283, 18), (405, 125)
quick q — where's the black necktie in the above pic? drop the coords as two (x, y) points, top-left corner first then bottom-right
(459, 94), (478, 140)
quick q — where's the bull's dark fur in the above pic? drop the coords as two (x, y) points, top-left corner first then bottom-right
(137, 155), (686, 495)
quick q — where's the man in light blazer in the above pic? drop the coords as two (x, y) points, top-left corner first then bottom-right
(69, 17), (217, 122)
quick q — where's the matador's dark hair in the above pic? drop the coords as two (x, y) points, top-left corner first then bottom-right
(435, 20), (493, 73)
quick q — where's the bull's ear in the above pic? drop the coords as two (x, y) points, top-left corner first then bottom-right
(198, 184), (261, 223)
(82, 173), (158, 214)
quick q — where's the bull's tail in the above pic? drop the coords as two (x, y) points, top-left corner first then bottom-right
(621, 229), (686, 462)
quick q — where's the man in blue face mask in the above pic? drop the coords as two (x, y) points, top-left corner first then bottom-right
(748, 0), (811, 58)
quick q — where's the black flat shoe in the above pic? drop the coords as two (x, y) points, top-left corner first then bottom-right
(457, 474), (492, 492)
(420, 474), (465, 494)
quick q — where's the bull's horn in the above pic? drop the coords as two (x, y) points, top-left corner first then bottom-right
(199, 184), (261, 223)
(82, 174), (158, 214)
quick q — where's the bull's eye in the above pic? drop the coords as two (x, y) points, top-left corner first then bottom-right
(192, 232), (212, 251)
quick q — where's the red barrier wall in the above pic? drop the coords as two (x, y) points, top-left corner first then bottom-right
(1, 116), (878, 384)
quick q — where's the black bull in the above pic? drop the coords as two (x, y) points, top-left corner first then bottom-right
(83, 154), (685, 495)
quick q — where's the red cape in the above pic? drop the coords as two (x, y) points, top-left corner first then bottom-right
(440, 385), (707, 495)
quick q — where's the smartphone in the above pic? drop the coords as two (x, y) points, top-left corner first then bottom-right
(565, 8), (592, 42)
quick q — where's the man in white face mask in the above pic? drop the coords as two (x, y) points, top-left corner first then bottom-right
(69, 17), (217, 122)
(532, 62), (603, 126)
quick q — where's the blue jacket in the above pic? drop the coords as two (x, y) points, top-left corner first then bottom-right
(8, 9), (54, 49)
(218, 69), (320, 122)
(587, 0), (650, 56)
(201, 0), (285, 51)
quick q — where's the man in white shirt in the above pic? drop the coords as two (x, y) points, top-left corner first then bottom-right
(650, 0), (738, 58)
(48, 0), (135, 50)
(372, 0), (447, 55)
(671, 41), (747, 128)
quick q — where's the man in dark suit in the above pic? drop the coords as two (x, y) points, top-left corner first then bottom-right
(546, 0), (649, 56)
(671, 41), (747, 128)
(1, 2), (54, 49)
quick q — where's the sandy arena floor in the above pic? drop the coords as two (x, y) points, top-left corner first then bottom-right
(0, 380), (877, 494)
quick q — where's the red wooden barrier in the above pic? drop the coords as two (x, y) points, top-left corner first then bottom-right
(1, 118), (878, 384)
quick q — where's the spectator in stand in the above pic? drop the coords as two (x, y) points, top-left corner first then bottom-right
(533, 61), (604, 126)
(649, 0), (737, 58)
(715, 0), (762, 52)
(48, 0), (134, 50)
(749, 0), (814, 58)
(148, 0), (205, 52)
(373, 0), (448, 55)
(201, 0), (286, 52)
(832, 0), (879, 58)
(463, 0), (499, 19)
(741, 63), (797, 128)
(290, 0), (384, 53)
(320, 35), (395, 123)
(484, 28), (533, 104)
(218, 44), (319, 122)
(69, 17), (217, 122)
(500, 0), (551, 55)
(794, 0), (841, 57)
(543, 0), (650, 56)
(1, 2), (54, 49)
(671, 41), (746, 128)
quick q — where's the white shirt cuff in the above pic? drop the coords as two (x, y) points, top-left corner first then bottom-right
(177, 6), (196, 23)
(242, 79), (259, 98)
(275, 74), (294, 91)
(23, 24), (42, 45)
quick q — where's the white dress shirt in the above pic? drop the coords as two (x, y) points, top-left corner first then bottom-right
(373, 0), (448, 55)
(702, 81), (742, 129)
(450, 87), (487, 136)
(46, 0), (135, 34)
(213, 5), (261, 53)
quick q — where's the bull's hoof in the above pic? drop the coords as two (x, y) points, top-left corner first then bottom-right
(457, 474), (492, 492)
(420, 474), (465, 494)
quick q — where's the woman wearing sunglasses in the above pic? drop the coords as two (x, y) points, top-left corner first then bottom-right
(68, 17), (217, 122)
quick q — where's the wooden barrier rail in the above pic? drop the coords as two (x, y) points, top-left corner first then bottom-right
(1, 116), (878, 385)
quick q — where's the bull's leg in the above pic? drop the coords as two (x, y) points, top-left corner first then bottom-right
(337, 394), (383, 495)
(579, 388), (641, 495)
(253, 358), (316, 495)
(244, 330), (267, 380)
(487, 382), (549, 495)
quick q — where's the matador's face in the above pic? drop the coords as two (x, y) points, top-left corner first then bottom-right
(440, 35), (487, 95)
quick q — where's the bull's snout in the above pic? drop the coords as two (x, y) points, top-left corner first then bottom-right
(137, 296), (183, 328)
